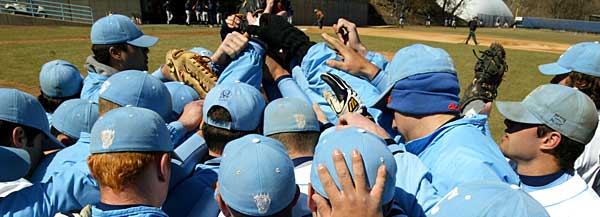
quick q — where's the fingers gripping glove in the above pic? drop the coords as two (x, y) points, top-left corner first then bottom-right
(247, 13), (315, 64)
(321, 73), (372, 119)
(460, 42), (508, 112)
(166, 49), (218, 98)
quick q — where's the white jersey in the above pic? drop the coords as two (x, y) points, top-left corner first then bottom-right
(0, 178), (32, 198)
(574, 111), (600, 195)
(525, 174), (600, 217)
(293, 160), (312, 217)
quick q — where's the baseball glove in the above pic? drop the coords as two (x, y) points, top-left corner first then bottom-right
(321, 73), (371, 119)
(165, 49), (218, 98)
(460, 42), (508, 113)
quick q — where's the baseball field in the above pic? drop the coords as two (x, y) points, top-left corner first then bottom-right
(1, 24), (598, 141)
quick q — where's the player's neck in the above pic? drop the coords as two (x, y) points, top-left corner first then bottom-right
(99, 186), (161, 208)
(515, 156), (561, 176)
(400, 114), (457, 142)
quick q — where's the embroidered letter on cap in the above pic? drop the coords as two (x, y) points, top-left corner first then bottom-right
(253, 193), (271, 214)
(101, 129), (115, 149)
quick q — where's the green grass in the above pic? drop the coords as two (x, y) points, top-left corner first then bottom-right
(0, 24), (569, 142)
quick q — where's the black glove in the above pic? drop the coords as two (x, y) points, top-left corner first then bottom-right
(247, 13), (315, 64)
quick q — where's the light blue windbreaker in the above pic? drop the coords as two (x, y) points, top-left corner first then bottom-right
(292, 43), (383, 125)
(91, 205), (169, 217)
(387, 144), (440, 217)
(402, 114), (520, 196)
(216, 40), (264, 89)
(0, 159), (99, 216)
(80, 71), (107, 103)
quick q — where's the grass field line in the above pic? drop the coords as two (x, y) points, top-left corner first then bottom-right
(302, 26), (570, 54)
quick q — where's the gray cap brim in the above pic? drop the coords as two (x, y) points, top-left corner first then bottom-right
(0, 146), (30, 182)
(128, 35), (158, 48)
(496, 101), (543, 124)
(538, 63), (570, 75)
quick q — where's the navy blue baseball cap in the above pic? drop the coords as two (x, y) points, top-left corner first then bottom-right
(0, 88), (64, 150)
(91, 14), (158, 47)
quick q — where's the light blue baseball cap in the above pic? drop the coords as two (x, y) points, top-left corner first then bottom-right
(429, 181), (549, 217)
(39, 60), (83, 98)
(164, 81), (200, 122)
(0, 88), (64, 150)
(263, 97), (320, 136)
(219, 134), (296, 216)
(189, 47), (214, 57)
(311, 127), (397, 204)
(203, 82), (266, 131)
(0, 146), (30, 182)
(91, 14), (158, 47)
(99, 70), (172, 121)
(52, 99), (99, 140)
(538, 42), (600, 76)
(372, 44), (457, 108)
(90, 107), (174, 154)
(496, 84), (598, 144)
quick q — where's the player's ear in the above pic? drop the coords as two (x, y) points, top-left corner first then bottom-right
(215, 183), (232, 217)
(11, 126), (27, 149)
(108, 46), (123, 61)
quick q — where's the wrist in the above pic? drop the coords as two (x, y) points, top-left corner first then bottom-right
(361, 63), (380, 81)
(357, 45), (368, 57)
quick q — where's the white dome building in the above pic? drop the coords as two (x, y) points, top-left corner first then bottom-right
(438, 0), (514, 26)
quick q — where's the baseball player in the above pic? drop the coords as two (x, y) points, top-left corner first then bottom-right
(216, 134), (299, 217)
(314, 8), (324, 29)
(309, 127), (400, 216)
(86, 107), (174, 216)
(0, 145), (31, 197)
(185, 0), (193, 25)
(496, 84), (600, 216)
(425, 14), (431, 27)
(38, 60), (83, 125)
(81, 14), (158, 103)
(0, 89), (100, 216)
(323, 40), (519, 196)
(162, 82), (266, 217)
(163, 0), (174, 24)
(536, 42), (600, 195)
(465, 16), (479, 45)
(262, 97), (320, 216)
(49, 99), (99, 147)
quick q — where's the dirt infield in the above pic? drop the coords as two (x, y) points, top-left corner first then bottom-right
(304, 27), (571, 54)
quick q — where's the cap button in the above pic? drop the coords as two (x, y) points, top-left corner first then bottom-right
(252, 138), (260, 143)
(357, 128), (366, 133)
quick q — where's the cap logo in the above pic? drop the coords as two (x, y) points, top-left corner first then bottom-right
(220, 89), (231, 100)
(293, 114), (306, 129)
(387, 96), (392, 105)
(99, 81), (111, 95)
(550, 114), (566, 126)
(101, 129), (115, 149)
(253, 193), (271, 214)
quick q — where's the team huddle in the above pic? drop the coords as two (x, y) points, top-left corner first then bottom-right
(1, 7), (600, 217)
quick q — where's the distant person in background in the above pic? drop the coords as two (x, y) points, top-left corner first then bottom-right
(314, 8), (324, 29)
(399, 12), (405, 28)
(163, 0), (174, 24)
(185, 0), (193, 25)
(208, 0), (216, 28)
(201, 0), (209, 25)
(216, 0), (223, 25)
(285, 1), (293, 24)
(194, 0), (201, 24)
(495, 17), (501, 28)
(465, 16), (479, 45)
(451, 17), (456, 28)
(426, 14), (431, 27)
